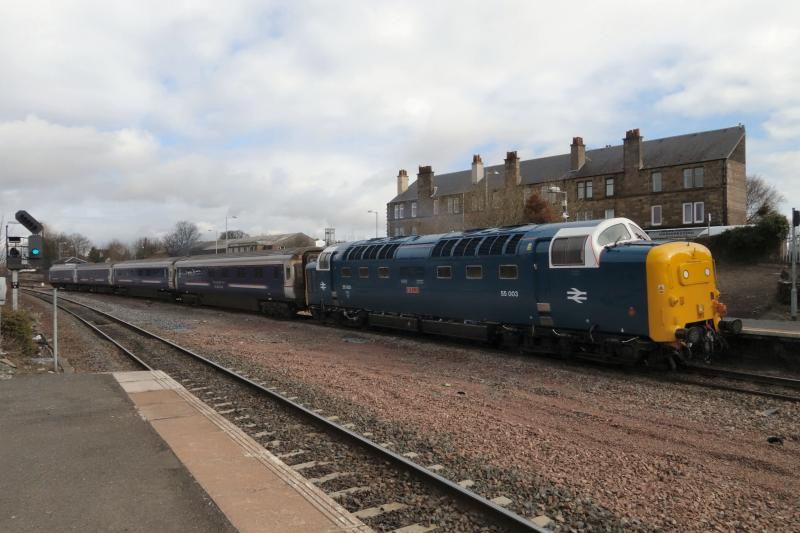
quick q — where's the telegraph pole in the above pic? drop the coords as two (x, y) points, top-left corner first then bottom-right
(791, 208), (798, 321)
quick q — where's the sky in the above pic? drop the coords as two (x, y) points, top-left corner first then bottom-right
(1, 0), (799, 246)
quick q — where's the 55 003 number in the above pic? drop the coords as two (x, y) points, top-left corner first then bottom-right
(500, 290), (519, 297)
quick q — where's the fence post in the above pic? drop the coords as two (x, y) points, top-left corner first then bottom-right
(53, 288), (59, 372)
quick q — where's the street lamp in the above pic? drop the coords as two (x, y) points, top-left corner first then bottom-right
(549, 186), (570, 220)
(207, 229), (218, 255)
(367, 210), (379, 238)
(225, 215), (237, 253)
(484, 169), (500, 212)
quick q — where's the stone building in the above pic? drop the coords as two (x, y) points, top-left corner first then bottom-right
(191, 233), (316, 255)
(387, 126), (746, 236)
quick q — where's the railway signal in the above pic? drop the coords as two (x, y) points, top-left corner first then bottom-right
(15, 210), (44, 234)
(28, 234), (43, 264)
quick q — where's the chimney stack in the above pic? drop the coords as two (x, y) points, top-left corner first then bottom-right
(504, 151), (521, 186)
(570, 136), (586, 171)
(471, 154), (484, 184)
(623, 128), (643, 173)
(397, 169), (409, 195)
(417, 165), (434, 199)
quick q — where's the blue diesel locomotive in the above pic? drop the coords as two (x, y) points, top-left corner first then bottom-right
(307, 218), (738, 366)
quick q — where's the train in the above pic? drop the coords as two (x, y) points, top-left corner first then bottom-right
(48, 218), (741, 368)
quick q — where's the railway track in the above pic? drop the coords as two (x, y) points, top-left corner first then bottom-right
(24, 288), (546, 533)
(676, 365), (800, 403)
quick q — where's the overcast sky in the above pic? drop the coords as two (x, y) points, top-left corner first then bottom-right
(1, 0), (798, 246)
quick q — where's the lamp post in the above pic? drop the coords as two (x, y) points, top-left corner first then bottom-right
(549, 186), (570, 220)
(207, 229), (218, 255)
(367, 210), (379, 238)
(225, 215), (237, 253)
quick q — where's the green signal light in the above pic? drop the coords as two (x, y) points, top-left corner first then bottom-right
(31, 248), (41, 256)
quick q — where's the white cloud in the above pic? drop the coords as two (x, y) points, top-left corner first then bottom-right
(0, 1), (799, 246)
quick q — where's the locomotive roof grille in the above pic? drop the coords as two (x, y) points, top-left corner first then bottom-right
(452, 239), (469, 256)
(504, 233), (524, 255)
(489, 234), (510, 255)
(478, 236), (498, 255)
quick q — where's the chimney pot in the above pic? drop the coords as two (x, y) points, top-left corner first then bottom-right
(623, 128), (643, 173)
(571, 136), (584, 146)
(504, 150), (521, 185)
(397, 169), (409, 195)
(471, 154), (484, 184)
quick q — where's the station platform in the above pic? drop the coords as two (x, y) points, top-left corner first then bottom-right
(0, 371), (369, 533)
(734, 317), (800, 340)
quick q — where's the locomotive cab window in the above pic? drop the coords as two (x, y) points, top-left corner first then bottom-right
(499, 264), (518, 279)
(465, 265), (483, 279)
(436, 266), (452, 279)
(551, 236), (587, 266)
(597, 223), (631, 246)
(378, 267), (390, 279)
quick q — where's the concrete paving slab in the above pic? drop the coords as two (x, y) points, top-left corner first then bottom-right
(0, 374), (235, 533)
(119, 371), (370, 533)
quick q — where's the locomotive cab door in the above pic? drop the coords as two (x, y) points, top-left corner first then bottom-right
(533, 239), (554, 326)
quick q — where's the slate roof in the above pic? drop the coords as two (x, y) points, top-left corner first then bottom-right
(389, 126), (745, 203)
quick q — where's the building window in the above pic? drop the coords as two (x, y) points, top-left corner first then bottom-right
(682, 203), (693, 224)
(433, 198), (439, 215)
(393, 205), (398, 220)
(605, 177), (614, 197)
(652, 172), (662, 193)
(411, 225), (417, 235)
(694, 201), (705, 223)
(604, 208), (615, 219)
(447, 197), (453, 214)
(470, 195), (478, 211)
(453, 197), (461, 214)
(411, 202), (417, 218)
(398, 204), (404, 218)
(492, 191), (502, 209)
(683, 167), (704, 189)
(651, 205), (662, 226)
(577, 180), (593, 200)
(478, 194), (485, 211)
(466, 265), (483, 279)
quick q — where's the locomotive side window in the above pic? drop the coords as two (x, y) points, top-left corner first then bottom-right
(254, 267), (263, 278)
(399, 266), (424, 278)
(436, 266), (452, 279)
(378, 267), (390, 279)
(359, 266), (369, 278)
(237, 268), (246, 278)
(466, 265), (483, 279)
(499, 264), (518, 279)
(341, 267), (352, 278)
(597, 223), (631, 246)
(551, 236), (587, 266)
(317, 252), (331, 270)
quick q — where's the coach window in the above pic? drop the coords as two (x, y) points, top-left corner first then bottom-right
(466, 265), (483, 279)
(378, 266), (390, 279)
(597, 223), (632, 246)
(436, 265), (452, 279)
(222, 268), (230, 278)
(359, 266), (369, 278)
(499, 264), (518, 279)
(551, 236), (587, 266)
(285, 267), (292, 280)
(237, 268), (246, 278)
(254, 267), (263, 278)
(341, 267), (352, 278)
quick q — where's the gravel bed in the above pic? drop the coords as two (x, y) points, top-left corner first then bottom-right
(54, 296), (515, 532)
(20, 292), (140, 373)
(58, 292), (800, 531)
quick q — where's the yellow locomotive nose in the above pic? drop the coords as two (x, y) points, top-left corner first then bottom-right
(646, 242), (722, 343)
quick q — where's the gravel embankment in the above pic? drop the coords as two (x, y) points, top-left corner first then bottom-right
(52, 292), (800, 531)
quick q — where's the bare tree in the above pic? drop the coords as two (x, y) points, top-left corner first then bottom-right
(106, 240), (131, 261)
(163, 221), (200, 256)
(219, 230), (248, 240)
(67, 232), (92, 257)
(132, 236), (162, 259)
(523, 192), (558, 223)
(746, 175), (785, 223)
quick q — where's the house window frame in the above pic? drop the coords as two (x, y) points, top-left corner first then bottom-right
(682, 202), (693, 224)
(453, 196), (461, 214)
(652, 172), (662, 193)
(398, 204), (404, 219)
(651, 205), (662, 226)
(433, 198), (439, 216)
(605, 177), (614, 197)
(693, 201), (705, 223)
(604, 208), (615, 219)
(447, 197), (454, 214)
(683, 167), (704, 189)
(411, 202), (417, 218)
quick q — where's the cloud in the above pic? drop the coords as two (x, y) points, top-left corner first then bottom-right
(0, 1), (799, 246)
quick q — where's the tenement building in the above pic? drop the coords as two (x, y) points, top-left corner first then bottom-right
(387, 126), (746, 236)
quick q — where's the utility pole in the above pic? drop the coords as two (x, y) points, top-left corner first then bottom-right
(791, 208), (798, 320)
